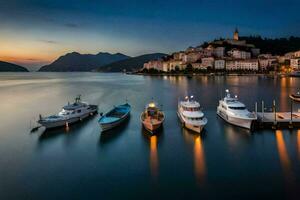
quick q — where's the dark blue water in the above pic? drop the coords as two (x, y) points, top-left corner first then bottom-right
(0, 73), (300, 199)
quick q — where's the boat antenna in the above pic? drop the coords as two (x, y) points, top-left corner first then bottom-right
(75, 95), (81, 103)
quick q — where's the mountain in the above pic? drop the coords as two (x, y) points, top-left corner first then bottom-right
(39, 52), (130, 72)
(0, 61), (28, 72)
(97, 53), (168, 72)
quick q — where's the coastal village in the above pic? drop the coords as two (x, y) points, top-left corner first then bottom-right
(143, 29), (300, 73)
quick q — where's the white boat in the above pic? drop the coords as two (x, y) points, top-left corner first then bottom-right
(217, 90), (257, 129)
(38, 95), (98, 129)
(289, 71), (300, 77)
(177, 96), (207, 133)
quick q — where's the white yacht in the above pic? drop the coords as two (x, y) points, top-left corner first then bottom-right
(38, 95), (98, 129)
(177, 96), (208, 133)
(217, 90), (257, 129)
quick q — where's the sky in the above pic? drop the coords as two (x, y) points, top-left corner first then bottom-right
(1, 0), (300, 70)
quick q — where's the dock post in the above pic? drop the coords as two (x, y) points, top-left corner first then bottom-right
(289, 98), (293, 129)
(262, 101), (264, 120)
(255, 101), (258, 120)
(272, 100), (277, 129)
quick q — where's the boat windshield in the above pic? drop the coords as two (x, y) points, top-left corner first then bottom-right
(186, 117), (203, 120)
(183, 106), (200, 111)
(228, 106), (246, 110)
(147, 108), (157, 117)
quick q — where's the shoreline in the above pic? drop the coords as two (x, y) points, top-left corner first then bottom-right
(128, 72), (281, 77)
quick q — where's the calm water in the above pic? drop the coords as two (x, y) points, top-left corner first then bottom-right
(0, 73), (300, 199)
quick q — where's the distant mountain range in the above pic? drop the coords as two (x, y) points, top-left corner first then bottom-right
(97, 53), (168, 72)
(0, 61), (28, 72)
(38, 52), (130, 72)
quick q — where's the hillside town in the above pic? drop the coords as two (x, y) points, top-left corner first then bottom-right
(142, 29), (300, 73)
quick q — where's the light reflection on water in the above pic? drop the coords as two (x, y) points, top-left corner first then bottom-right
(150, 135), (158, 181)
(182, 128), (206, 186)
(194, 135), (206, 186)
(275, 130), (292, 181)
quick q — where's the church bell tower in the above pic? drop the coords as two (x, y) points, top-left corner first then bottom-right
(234, 28), (239, 40)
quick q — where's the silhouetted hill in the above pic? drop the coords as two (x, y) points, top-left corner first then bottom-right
(39, 52), (130, 72)
(97, 53), (168, 72)
(0, 61), (28, 72)
(240, 36), (300, 55)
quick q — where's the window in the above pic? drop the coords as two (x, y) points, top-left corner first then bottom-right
(77, 110), (81, 113)
(228, 106), (245, 110)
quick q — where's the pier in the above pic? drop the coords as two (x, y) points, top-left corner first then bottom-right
(254, 96), (300, 129)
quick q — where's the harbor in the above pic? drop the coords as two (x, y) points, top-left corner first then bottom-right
(1, 73), (300, 199)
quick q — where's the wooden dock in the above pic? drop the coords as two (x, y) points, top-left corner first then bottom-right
(256, 112), (300, 129)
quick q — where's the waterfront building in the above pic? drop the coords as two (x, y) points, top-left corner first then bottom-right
(202, 48), (213, 57)
(183, 52), (201, 63)
(258, 54), (278, 70)
(162, 61), (170, 72)
(284, 52), (295, 59)
(294, 50), (300, 58)
(290, 58), (300, 70)
(228, 49), (251, 59)
(169, 59), (186, 71)
(226, 59), (259, 71)
(213, 47), (225, 58)
(201, 57), (214, 69)
(192, 63), (205, 70)
(143, 60), (163, 71)
(258, 59), (269, 70)
(173, 52), (185, 60)
(214, 59), (225, 70)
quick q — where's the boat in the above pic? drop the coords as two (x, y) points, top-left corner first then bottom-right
(177, 96), (208, 133)
(140, 101), (165, 134)
(288, 71), (300, 77)
(290, 91), (300, 102)
(217, 89), (257, 129)
(98, 103), (131, 132)
(37, 95), (98, 129)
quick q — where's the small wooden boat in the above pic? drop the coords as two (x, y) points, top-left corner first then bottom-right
(140, 102), (165, 134)
(98, 103), (131, 132)
(290, 92), (300, 102)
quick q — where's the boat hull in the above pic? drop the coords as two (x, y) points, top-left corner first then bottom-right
(140, 112), (164, 134)
(217, 108), (254, 129)
(142, 120), (163, 134)
(100, 113), (130, 132)
(38, 109), (97, 129)
(177, 112), (206, 133)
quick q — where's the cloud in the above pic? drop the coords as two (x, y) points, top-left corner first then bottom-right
(64, 23), (79, 28)
(39, 39), (59, 44)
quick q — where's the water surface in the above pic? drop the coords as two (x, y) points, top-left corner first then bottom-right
(0, 73), (300, 199)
